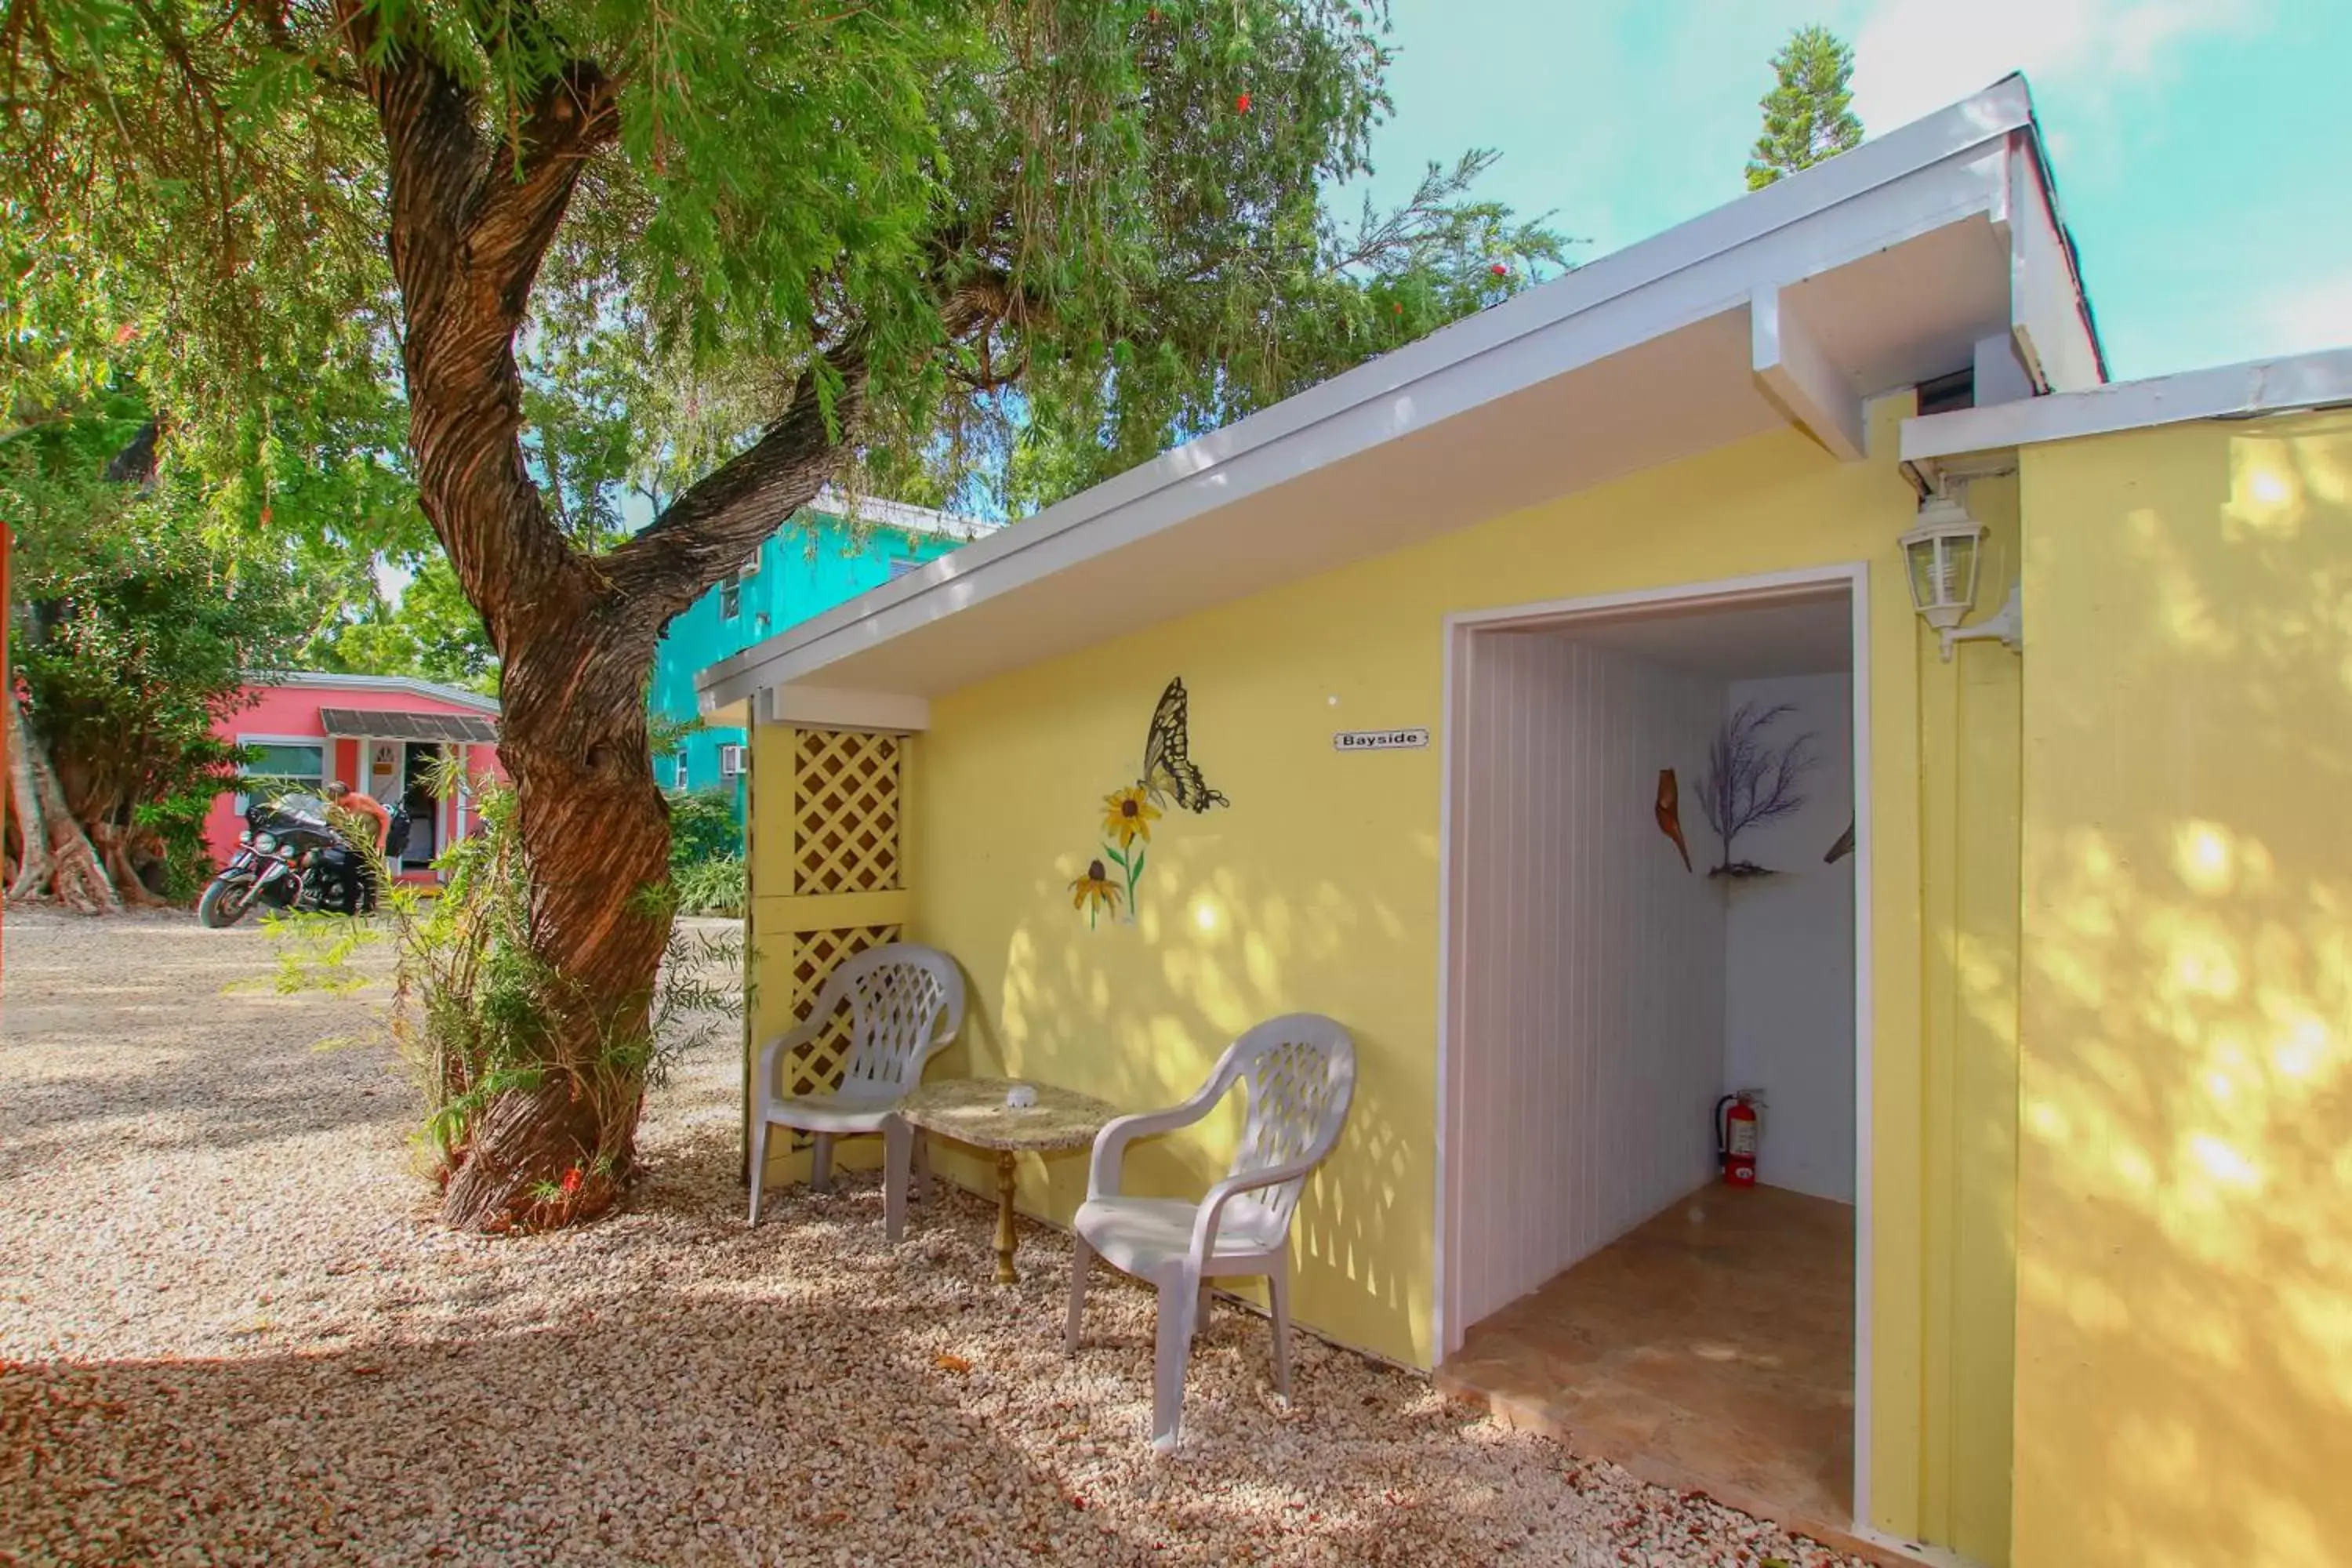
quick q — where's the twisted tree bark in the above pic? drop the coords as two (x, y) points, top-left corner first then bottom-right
(341, 10), (860, 1227)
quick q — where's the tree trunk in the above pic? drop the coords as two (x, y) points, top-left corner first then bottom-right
(5, 697), (121, 913)
(93, 825), (164, 906)
(342, 8), (855, 1230)
(435, 584), (675, 1229)
(7, 698), (55, 899)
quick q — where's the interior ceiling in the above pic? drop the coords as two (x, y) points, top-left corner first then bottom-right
(1533, 590), (1853, 679)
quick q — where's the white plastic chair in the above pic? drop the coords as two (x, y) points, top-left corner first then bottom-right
(747, 943), (964, 1233)
(1065, 1013), (1356, 1450)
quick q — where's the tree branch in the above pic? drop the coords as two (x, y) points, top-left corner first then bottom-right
(460, 59), (620, 321)
(603, 347), (869, 629)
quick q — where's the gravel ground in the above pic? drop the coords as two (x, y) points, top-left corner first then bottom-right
(0, 909), (1866, 1567)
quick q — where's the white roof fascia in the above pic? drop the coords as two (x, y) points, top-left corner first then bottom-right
(808, 487), (996, 543)
(1901, 347), (2352, 461)
(249, 670), (501, 715)
(702, 78), (2046, 709)
(760, 684), (931, 735)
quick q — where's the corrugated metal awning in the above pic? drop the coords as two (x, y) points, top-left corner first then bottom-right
(318, 708), (499, 746)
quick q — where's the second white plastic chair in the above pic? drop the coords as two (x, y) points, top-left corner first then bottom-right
(746, 942), (964, 1233)
(1065, 1013), (1356, 1450)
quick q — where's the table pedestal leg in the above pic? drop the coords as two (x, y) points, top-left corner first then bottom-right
(993, 1151), (1020, 1285)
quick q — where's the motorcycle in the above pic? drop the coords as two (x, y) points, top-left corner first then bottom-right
(196, 793), (397, 928)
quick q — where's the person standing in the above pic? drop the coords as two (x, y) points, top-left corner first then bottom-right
(322, 780), (392, 914)
(324, 780), (391, 850)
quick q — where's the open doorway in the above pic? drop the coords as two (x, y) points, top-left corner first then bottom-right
(1436, 568), (1867, 1541)
(364, 739), (447, 870)
(397, 743), (445, 869)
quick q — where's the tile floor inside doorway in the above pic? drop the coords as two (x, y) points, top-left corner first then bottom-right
(1436, 1183), (1857, 1548)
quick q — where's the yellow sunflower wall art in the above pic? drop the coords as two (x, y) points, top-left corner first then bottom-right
(1070, 857), (1123, 927)
(1068, 786), (1158, 927)
(1067, 677), (1229, 929)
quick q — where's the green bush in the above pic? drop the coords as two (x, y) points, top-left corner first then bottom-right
(666, 786), (741, 867)
(267, 758), (739, 1215)
(133, 788), (223, 903)
(672, 854), (745, 918)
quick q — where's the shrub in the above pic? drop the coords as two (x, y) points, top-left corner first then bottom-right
(268, 758), (738, 1221)
(666, 786), (741, 866)
(132, 787), (222, 903)
(673, 854), (745, 918)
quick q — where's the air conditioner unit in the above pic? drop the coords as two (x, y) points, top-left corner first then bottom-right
(718, 744), (747, 778)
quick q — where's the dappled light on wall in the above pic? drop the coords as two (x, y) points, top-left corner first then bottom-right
(1008, 827), (1425, 1351)
(2015, 416), (2352, 1566)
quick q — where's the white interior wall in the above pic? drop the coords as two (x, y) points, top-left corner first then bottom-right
(1454, 632), (1726, 1330)
(1719, 673), (1857, 1204)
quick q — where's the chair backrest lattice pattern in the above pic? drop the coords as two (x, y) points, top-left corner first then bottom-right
(838, 959), (957, 1094)
(782, 925), (902, 1098)
(792, 730), (902, 895)
(1224, 1017), (1357, 1229)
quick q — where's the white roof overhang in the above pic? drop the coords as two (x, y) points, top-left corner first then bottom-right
(702, 77), (2098, 719)
(1901, 346), (2352, 477)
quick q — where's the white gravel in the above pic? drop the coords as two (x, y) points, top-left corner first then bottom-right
(0, 909), (1867, 1566)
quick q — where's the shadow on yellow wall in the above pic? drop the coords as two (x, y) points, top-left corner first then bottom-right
(2015, 412), (2352, 1567)
(1914, 470), (2024, 1563)
(929, 793), (1433, 1363)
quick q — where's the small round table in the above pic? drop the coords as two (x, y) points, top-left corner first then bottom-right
(898, 1078), (1117, 1285)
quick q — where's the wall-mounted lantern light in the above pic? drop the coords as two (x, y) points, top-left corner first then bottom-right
(1900, 488), (2021, 661)
(1900, 490), (1983, 630)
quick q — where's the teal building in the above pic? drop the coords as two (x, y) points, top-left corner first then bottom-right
(651, 492), (988, 801)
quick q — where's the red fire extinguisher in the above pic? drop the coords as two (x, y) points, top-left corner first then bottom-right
(1716, 1091), (1762, 1187)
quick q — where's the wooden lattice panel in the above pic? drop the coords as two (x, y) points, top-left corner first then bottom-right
(792, 730), (902, 895)
(781, 924), (902, 1098)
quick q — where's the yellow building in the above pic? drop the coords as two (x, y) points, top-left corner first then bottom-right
(701, 74), (2352, 1568)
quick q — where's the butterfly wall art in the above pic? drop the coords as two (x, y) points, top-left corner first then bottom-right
(1071, 677), (1231, 927)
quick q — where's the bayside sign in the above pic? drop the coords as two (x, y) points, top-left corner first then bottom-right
(1334, 728), (1430, 752)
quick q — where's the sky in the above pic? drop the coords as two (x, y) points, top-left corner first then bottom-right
(1340, 0), (2352, 381)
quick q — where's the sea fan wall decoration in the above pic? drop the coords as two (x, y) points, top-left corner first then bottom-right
(1700, 702), (1819, 878)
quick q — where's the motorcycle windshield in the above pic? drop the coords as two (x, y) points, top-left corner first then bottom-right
(252, 795), (334, 840)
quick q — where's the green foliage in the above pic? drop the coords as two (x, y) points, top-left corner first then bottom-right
(1746, 25), (1864, 191)
(672, 855), (746, 919)
(665, 786), (744, 915)
(989, 147), (1572, 511)
(2, 1), (1566, 532)
(133, 789), (227, 902)
(666, 789), (742, 867)
(3, 400), (331, 857)
(648, 711), (704, 771)
(2, 0), (1570, 844)
(268, 760), (739, 1205)
(310, 556), (499, 695)
(261, 903), (382, 999)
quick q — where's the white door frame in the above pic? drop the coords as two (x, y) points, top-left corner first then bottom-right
(350, 735), (456, 875)
(1432, 561), (1875, 1530)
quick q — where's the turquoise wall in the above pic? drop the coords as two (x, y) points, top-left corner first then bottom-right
(651, 512), (964, 803)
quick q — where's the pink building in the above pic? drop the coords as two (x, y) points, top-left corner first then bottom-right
(208, 673), (506, 880)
